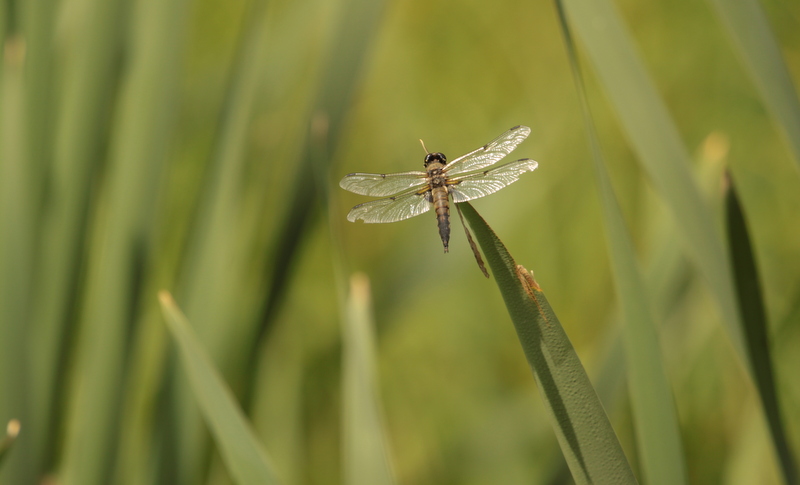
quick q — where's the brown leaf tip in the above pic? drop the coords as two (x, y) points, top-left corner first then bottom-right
(516, 265), (541, 295)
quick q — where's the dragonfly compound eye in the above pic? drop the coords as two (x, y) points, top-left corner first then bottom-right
(424, 152), (447, 167)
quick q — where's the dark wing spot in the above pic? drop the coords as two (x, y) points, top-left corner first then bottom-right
(380, 173), (386, 178)
(511, 125), (521, 130)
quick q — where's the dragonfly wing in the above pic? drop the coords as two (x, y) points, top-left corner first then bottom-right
(346, 188), (431, 223)
(444, 125), (531, 176)
(448, 158), (538, 203)
(339, 171), (428, 197)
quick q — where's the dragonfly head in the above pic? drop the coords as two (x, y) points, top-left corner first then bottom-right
(424, 152), (447, 167)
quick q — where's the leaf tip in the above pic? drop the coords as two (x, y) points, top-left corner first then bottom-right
(6, 420), (20, 439)
(158, 290), (175, 307)
(349, 272), (371, 301)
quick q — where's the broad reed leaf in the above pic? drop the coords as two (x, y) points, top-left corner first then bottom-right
(159, 292), (281, 485)
(725, 174), (798, 484)
(342, 274), (396, 485)
(459, 202), (638, 485)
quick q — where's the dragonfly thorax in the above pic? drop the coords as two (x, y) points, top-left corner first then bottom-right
(424, 152), (447, 167)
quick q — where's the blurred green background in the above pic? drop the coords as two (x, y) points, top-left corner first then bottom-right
(1, 0), (799, 483)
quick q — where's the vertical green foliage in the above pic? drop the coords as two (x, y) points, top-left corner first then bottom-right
(20, 0), (57, 214)
(171, 2), (276, 480)
(59, 0), (190, 483)
(342, 274), (396, 485)
(29, 0), (125, 473)
(0, 0), (796, 481)
(171, 0), (389, 479)
(559, 0), (797, 481)
(554, 3), (689, 483)
(0, 33), (35, 485)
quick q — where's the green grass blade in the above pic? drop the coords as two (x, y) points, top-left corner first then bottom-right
(554, 3), (688, 482)
(459, 202), (638, 485)
(560, 0), (748, 387)
(707, 0), (800, 168)
(725, 174), (798, 484)
(342, 274), (396, 485)
(159, 291), (281, 485)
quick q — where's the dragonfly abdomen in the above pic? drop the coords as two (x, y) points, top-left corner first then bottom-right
(431, 186), (450, 252)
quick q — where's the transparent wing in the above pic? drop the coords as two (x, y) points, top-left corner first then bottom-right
(444, 125), (531, 176)
(346, 188), (431, 223)
(448, 158), (538, 203)
(339, 170), (428, 197)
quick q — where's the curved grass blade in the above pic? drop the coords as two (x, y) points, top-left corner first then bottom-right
(725, 174), (798, 484)
(554, 3), (689, 483)
(342, 274), (396, 485)
(459, 202), (638, 485)
(707, 0), (800, 168)
(159, 291), (281, 485)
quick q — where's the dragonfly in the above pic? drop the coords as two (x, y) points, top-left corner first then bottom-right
(339, 125), (538, 276)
